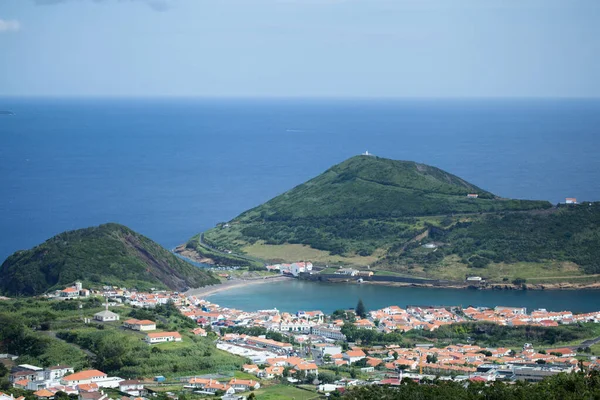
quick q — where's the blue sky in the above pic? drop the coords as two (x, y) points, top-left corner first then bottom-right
(0, 0), (599, 97)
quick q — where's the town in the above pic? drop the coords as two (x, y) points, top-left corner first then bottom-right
(2, 281), (600, 400)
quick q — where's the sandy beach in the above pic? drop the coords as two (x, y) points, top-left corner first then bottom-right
(185, 275), (292, 298)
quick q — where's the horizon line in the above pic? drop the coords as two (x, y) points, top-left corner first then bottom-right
(1, 94), (600, 101)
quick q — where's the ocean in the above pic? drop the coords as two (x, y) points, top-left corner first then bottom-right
(1, 97), (600, 264)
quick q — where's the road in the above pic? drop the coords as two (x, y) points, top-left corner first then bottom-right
(566, 335), (600, 351)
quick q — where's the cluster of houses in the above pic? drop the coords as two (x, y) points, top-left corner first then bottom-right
(44, 282), (92, 299)
(7, 365), (146, 400)
(265, 262), (313, 277)
(186, 377), (259, 396)
(463, 306), (600, 327)
(18, 285), (598, 400)
(364, 305), (600, 334)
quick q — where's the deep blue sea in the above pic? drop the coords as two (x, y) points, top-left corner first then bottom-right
(2, 98), (600, 265)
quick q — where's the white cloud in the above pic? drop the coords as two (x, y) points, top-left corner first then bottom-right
(0, 19), (21, 33)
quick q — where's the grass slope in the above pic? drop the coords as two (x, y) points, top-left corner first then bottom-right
(380, 203), (600, 277)
(194, 156), (600, 282)
(238, 156), (549, 220)
(0, 223), (219, 296)
(197, 156), (553, 268)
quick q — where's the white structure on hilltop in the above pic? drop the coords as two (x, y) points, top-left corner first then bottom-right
(362, 150), (374, 156)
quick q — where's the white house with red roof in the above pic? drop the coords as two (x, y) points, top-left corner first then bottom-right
(145, 332), (182, 344)
(60, 370), (108, 386)
(227, 378), (260, 392)
(123, 319), (156, 331)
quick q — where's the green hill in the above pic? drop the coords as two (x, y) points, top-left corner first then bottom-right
(184, 156), (585, 279)
(0, 223), (219, 296)
(237, 156), (548, 219)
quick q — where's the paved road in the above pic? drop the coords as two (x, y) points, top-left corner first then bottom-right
(566, 335), (600, 351)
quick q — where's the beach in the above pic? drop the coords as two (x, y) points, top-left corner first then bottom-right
(185, 275), (292, 298)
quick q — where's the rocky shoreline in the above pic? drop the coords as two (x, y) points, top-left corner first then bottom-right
(359, 280), (600, 291)
(174, 245), (216, 264)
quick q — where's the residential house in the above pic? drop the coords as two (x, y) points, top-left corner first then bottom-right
(241, 365), (259, 374)
(145, 332), (182, 344)
(227, 379), (260, 392)
(118, 381), (144, 396)
(294, 363), (319, 377)
(61, 370), (108, 386)
(261, 366), (284, 379)
(33, 389), (55, 399)
(123, 319), (156, 331)
(192, 328), (207, 336)
(343, 349), (367, 364)
(78, 392), (107, 400)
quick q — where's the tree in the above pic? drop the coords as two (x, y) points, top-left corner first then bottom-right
(353, 358), (368, 368)
(248, 393), (256, 400)
(355, 299), (367, 319)
(319, 371), (337, 384)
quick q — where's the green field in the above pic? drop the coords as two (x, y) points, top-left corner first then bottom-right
(242, 242), (382, 266)
(246, 384), (320, 400)
(411, 256), (587, 283)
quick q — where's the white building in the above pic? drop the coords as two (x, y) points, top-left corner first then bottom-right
(311, 325), (346, 341)
(94, 301), (119, 322)
(61, 370), (108, 386)
(123, 319), (156, 331)
(335, 268), (357, 276)
(145, 332), (182, 344)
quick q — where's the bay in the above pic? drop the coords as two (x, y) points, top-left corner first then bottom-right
(207, 279), (600, 314)
(1, 97), (600, 267)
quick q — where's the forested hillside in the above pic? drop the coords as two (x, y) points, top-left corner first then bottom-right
(0, 223), (218, 296)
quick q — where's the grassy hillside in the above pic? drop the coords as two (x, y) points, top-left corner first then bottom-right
(0, 223), (219, 296)
(237, 156), (549, 220)
(196, 156), (553, 266)
(0, 298), (244, 379)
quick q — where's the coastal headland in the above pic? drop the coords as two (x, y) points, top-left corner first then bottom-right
(181, 155), (600, 289)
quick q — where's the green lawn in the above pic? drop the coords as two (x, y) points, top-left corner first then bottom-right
(246, 384), (320, 400)
(421, 256), (586, 283)
(233, 371), (260, 380)
(153, 338), (194, 350)
(241, 241), (384, 266)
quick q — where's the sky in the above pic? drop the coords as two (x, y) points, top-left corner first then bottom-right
(0, 0), (599, 97)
